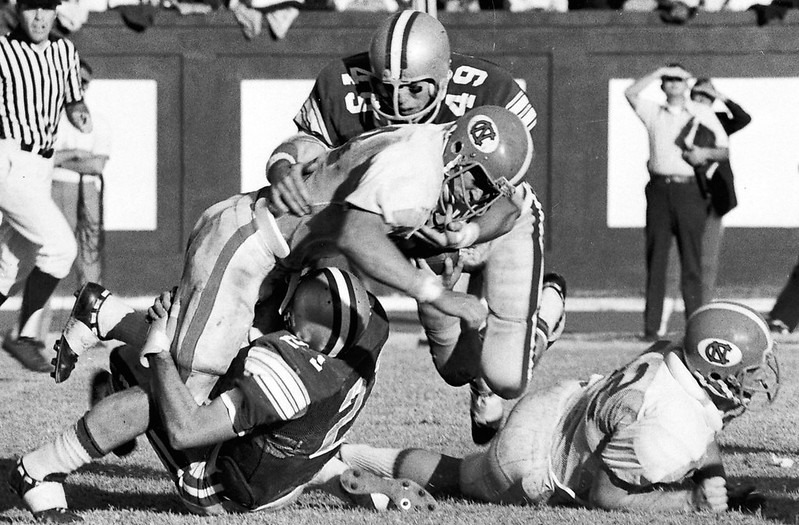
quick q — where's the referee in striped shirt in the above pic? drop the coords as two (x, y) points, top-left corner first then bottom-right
(0, 0), (92, 373)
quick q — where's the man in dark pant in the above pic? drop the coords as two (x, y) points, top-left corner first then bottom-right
(625, 64), (730, 340)
(644, 176), (708, 337)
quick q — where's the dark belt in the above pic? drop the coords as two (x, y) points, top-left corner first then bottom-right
(652, 175), (695, 184)
(19, 142), (54, 159)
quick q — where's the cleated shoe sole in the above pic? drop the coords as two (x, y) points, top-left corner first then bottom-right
(340, 468), (436, 512)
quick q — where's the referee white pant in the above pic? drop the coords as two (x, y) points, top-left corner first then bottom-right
(0, 140), (77, 295)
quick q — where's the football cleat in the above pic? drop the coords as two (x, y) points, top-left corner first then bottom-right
(339, 468), (436, 512)
(469, 382), (503, 445)
(2, 335), (52, 373)
(52, 283), (111, 383)
(89, 371), (137, 458)
(8, 458), (82, 523)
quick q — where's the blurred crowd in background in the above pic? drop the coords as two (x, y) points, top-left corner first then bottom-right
(0, 0), (797, 42)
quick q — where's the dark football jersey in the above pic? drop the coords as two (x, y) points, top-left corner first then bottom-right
(294, 51), (537, 148)
(211, 296), (389, 510)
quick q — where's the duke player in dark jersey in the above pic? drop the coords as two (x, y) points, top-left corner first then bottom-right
(10, 268), (435, 522)
(266, 10), (566, 445)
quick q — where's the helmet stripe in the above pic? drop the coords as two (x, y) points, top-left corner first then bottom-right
(692, 301), (772, 352)
(321, 267), (357, 358)
(385, 10), (418, 80)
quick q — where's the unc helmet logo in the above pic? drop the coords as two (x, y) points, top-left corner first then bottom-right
(697, 338), (743, 368)
(467, 116), (499, 154)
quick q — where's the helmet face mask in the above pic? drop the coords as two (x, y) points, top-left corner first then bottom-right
(368, 10), (451, 125)
(683, 301), (780, 417)
(432, 105), (533, 229)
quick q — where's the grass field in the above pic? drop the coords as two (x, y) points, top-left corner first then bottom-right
(1, 320), (799, 525)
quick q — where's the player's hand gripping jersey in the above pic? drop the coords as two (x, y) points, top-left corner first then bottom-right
(295, 52), (537, 149)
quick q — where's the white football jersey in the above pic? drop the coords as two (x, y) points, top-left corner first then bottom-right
(550, 343), (724, 505)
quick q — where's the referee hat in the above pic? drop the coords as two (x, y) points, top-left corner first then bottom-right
(17, 0), (62, 9)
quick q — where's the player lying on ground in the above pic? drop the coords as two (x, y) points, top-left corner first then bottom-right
(52, 107), (541, 422)
(266, 9), (557, 445)
(10, 268), (436, 522)
(339, 301), (778, 513)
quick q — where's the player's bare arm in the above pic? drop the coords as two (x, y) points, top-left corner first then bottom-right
(65, 100), (93, 133)
(412, 194), (520, 250)
(588, 466), (727, 513)
(589, 439), (730, 513)
(144, 292), (240, 449)
(265, 133), (329, 216)
(337, 207), (487, 329)
(467, 193), (521, 243)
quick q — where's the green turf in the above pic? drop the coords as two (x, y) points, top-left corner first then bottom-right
(1, 328), (797, 524)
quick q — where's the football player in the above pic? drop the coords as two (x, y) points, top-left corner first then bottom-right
(338, 301), (779, 513)
(10, 268), (436, 522)
(52, 106), (529, 413)
(265, 8), (565, 446)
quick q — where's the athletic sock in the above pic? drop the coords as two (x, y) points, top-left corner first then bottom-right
(23, 416), (104, 482)
(338, 444), (401, 479)
(18, 268), (59, 339)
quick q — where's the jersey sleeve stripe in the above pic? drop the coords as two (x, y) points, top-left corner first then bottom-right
(296, 97), (333, 147)
(506, 91), (538, 131)
(244, 347), (310, 420)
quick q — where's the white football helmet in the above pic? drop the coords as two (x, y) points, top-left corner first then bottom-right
(368, 10), (451, 125)
(431, 105), (534, 228)
(683, 301), (780, 416)
(282, 267), (372, 358)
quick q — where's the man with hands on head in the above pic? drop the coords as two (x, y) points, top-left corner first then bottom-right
(625, 63), (729, 341)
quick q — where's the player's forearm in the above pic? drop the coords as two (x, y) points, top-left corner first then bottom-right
(148, 352), (207, 449)
(338, 209), (442, 303)
(471, 195), (519, 243)
(590, 486), (697, 512)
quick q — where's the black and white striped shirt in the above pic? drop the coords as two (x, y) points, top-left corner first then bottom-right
(0, 27), (83, 152)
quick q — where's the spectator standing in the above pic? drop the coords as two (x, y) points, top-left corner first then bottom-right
(661, 77), (753, 332)
(52, 59), (111, 286)
(687, 78), (751, 302)
(0, 0), (91, 372)
(625, 64), (729, 341)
